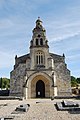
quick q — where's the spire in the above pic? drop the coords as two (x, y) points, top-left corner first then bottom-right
(33, 17), (45, 33)
(36, 17), (42, 23)
(36, 17), (43, 29)
(63, 53), (65, 58)
(15, 55), (17, 59)
(30, 18), (49, 48)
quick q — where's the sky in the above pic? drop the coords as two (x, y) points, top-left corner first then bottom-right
(0, 0), (80, 78)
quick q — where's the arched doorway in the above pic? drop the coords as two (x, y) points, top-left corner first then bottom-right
(36, 80), (45, 98)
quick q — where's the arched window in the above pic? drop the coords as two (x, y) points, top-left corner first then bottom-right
(36, 55), (38, 64)
(36, 51), (44, 65)
(36, 39), (39, 45)
(38, 34), (41, 37)
(40, 38), (43, 45)
(41, 55), (43, 63)
(35, 37), (43, 46)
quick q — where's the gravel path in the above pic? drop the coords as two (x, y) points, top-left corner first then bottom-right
(0, 99), (80, 120)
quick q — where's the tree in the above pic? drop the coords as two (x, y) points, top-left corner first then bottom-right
(0, 77), (2, 89)
(71, 76), (78, 87)
(76, 78), (80, 84)
(0, 78), (10, 89)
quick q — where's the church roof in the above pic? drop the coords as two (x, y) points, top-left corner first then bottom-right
(50, 53), (64, 63)
(14, 53), (30, 69)
(14, 52), (65, 69)
(17, 53), (30, 60)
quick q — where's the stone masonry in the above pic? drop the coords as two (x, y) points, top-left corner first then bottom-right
(10, 18), (72, 99)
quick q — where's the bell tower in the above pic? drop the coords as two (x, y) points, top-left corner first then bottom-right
(30, 17), (50, 69)
(30, 17), (49, 48)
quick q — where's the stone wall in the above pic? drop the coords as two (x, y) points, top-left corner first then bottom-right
(10, 55), (72, 98)
(55, 62), (72, 96)
(10, 64), (26, 97)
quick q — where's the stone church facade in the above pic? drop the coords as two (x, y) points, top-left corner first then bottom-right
(10, 18), (72, 99)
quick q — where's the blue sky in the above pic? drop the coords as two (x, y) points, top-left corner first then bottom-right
(0, 0), (80, 78)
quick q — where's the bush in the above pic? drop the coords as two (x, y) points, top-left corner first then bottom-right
(0, 78), (10, 89)
(71, 76), (78, 87)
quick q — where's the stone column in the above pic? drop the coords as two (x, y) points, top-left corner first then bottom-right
(51, 72), (54, 98)
(23, 74), (28, 99)
(54, 72), (57, 96)
(54, 87), (57, 96)
(23, 87), (28, 99)
(25, 87), (28, 99)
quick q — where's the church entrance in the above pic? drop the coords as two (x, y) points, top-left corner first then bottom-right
(36, 80), (45, 98)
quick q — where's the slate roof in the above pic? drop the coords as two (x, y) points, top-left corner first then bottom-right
(14, 53), (64, 69)
(50, 53), (64, 63)
(14, 54), (30, 69)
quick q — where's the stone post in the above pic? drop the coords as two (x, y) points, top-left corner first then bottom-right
(54, 72), (57, 96)
(23, 86), (28, 99)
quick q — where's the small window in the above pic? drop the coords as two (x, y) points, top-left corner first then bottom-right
(36, 39), (38, 45)
(36, 55), (38, 64)
(40, 38), (43, 45)
(41, 55), (43, 64)
(38, 34), (41, 37)
(39, 55), (40, 64)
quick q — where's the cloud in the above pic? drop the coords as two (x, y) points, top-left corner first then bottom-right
(0, 0), (38, 14)
(66, 53), (80, 62)
(0, 18), (14, 31)
(45, 18), (80, 42)
(0, 51), (14, 69)
(49, 31), (80, 42)
(0, 0), (5, 8)
(0, 17), (31, 56)
(72, 69), (80, 78)
(0, 0), (80, 78)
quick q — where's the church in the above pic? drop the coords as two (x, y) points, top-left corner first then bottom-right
(10, 18), (72, 99)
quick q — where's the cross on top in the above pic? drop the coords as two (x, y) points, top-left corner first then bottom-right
(38, 17), (40, 19)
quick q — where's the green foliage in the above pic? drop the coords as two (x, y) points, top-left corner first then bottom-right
(71, 76), (78, 87)
(76, 78), (80, 84)
(0, 78), (10, 89)
(0, 78), (2, 88)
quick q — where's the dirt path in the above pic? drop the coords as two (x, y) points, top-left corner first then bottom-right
(0, 99), (80, 120)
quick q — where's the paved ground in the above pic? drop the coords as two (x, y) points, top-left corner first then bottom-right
(0, 99), (80, 120)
